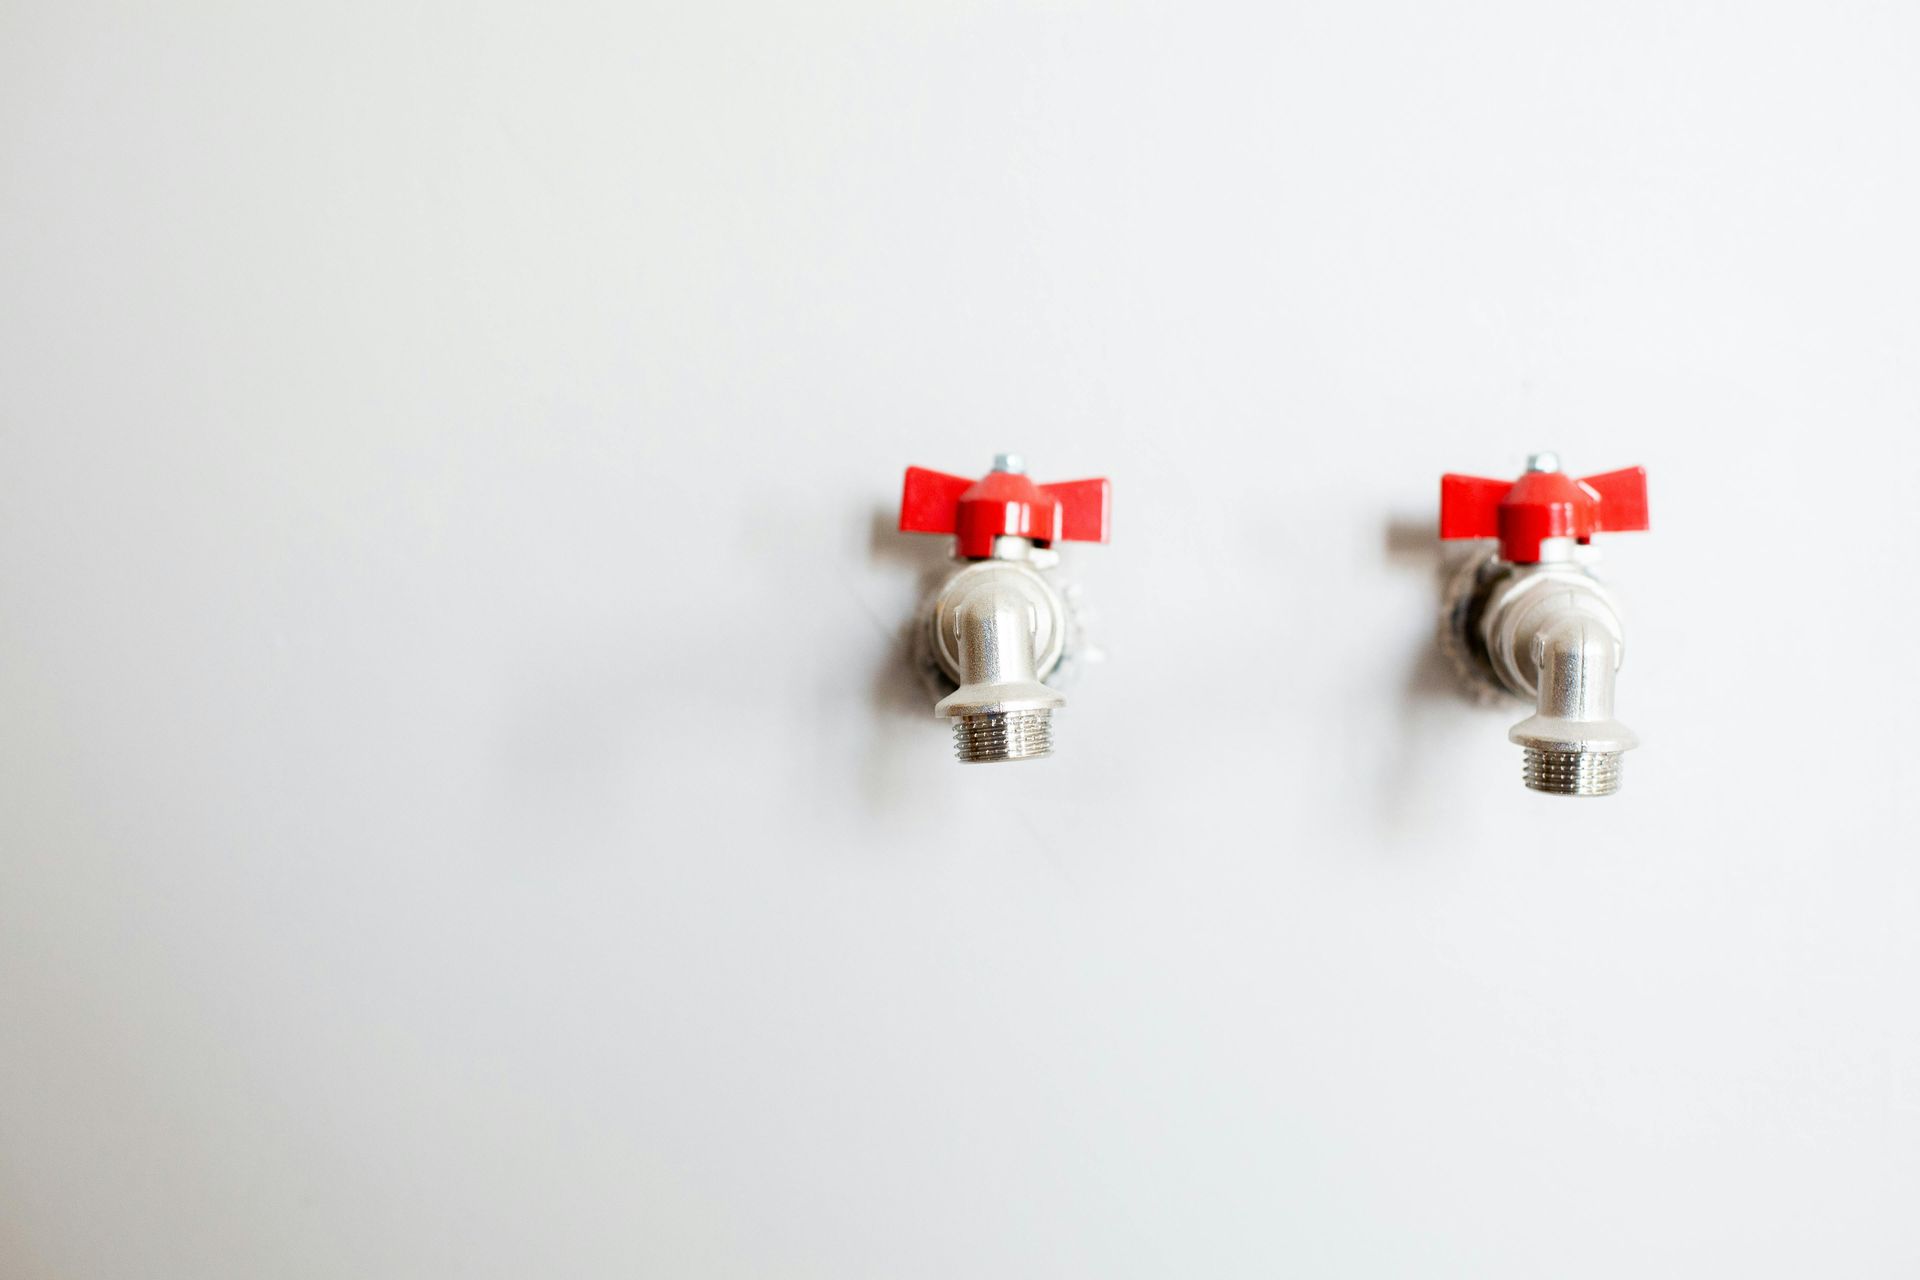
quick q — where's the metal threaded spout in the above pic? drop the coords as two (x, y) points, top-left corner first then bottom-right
(1522, 748), (1623, 796)
(952, 710), (1053, 763)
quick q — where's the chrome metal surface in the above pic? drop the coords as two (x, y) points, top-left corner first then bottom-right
(926, 559), (1066, 690)
(1521, 747), (1623, 796)
(924, 559), (1067, 762)
(1446, 549), (1638, 796)
(952, 709), (1054, 763)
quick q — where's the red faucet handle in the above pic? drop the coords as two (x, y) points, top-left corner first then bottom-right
(899, 464), (1111, 559)
(899, 467), (975, 536)
(1579, 466), (1650, 534)
(1038, 478), (1112, 544)
(1440, 463), (1648, 564)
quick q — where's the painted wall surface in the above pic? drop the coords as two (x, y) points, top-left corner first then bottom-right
(2, 3), (1916, 1275)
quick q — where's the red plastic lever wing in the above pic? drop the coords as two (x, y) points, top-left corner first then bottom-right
(1580, 467), (1649, 534)
(898, 467), (973, 535)
(1439, 474), (1510, 540)
(1039, 478), (1112, 544)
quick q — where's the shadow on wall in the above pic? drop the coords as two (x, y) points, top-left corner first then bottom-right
(1383, 511), (1480, 704)
(1373, 513), (1505, 837)
(857, 505), (956, 810)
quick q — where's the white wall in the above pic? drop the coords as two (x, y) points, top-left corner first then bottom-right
(2, 2), (1916, 1275)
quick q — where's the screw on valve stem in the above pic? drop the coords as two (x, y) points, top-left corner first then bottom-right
(897, 456), (1111, 762)
(1438, 456), (1650, 795)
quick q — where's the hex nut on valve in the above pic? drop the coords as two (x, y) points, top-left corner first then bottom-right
(1439, 457), (1650, 795)
(897, 459), (1111, 763)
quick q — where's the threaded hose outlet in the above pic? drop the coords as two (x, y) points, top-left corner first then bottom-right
(1522, 747), (1623, 796)
(952, 709), (1053, 763)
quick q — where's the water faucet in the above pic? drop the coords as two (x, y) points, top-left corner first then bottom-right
(1439, 454), (1650, 795)
(897, 455), (1111, 762)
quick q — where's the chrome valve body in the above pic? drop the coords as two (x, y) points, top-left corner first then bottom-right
(1444, 545), (1638, 796)
(922, 541), (1072, 763)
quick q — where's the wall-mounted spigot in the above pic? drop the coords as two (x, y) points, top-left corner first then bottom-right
(898, 456), (1111, 762)
(1439, 454), (1650, 795)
